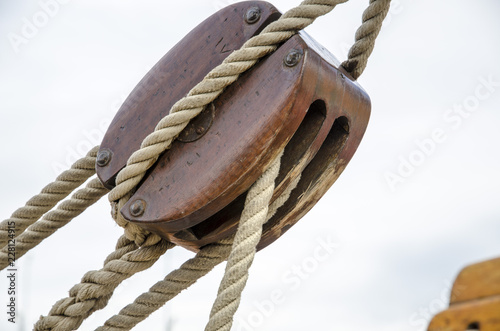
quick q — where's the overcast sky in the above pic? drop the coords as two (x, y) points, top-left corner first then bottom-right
(1, 1), (500, 330)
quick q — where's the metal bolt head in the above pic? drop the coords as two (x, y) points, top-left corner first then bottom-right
(245, 7), (261, 24)
(284, 49), (302, 67)
(130, 199), (146, 217)
(96, 149), (112, 167)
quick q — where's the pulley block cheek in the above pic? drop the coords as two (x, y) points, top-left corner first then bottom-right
(97, 1), (371, 252)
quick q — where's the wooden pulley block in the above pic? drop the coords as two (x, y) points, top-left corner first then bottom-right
(97, 1), (370, 252)
(428, 258), (500, 331)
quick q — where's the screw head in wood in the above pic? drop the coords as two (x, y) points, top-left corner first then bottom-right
(284, 49), (302, 67)
(245, 7), (261, 24)
(130, 199), (146, 217)
(96, 149), (112, 167)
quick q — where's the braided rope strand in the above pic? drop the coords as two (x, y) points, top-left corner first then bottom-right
(0, 177), (108, 270)
(96, 238), (233, 331)
(14, 0), (391, 329)
(96, 165), (300, 331)
(34, 234), (174, 331)
(204, 151), (283, 331)
(94, 171), (299, 331)
(341, 0), (391, 79)
(34, 235), (137, 331)
(266, 174), (301, 222)
(0, 146), (99, 247)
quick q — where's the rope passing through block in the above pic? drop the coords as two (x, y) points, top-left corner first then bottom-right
(0, 0), (392, 330)
(98, 0), (372, 252)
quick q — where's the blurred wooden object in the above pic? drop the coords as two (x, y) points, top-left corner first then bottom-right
(428, 258), (500, 331)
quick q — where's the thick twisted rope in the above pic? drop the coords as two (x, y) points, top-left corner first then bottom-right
(50, 0), (389, 326)
(95, 169), (299, 331)
(341, 0), (391, 79)
(96, 237), (233, 331)
(34, 234), (174, 331)
(10, 1), (391, 330)
(34, 235), (137, 331)
(0, 177), (108, 270)
(266, 175), (301, 222)
(0, 146), (99, 247)
(107, 0), (352, 243)
(204, 151), (283, 331)
(98, 2), (391, 326)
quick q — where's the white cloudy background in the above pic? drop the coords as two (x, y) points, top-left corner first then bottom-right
(1, 0), (499, 330)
